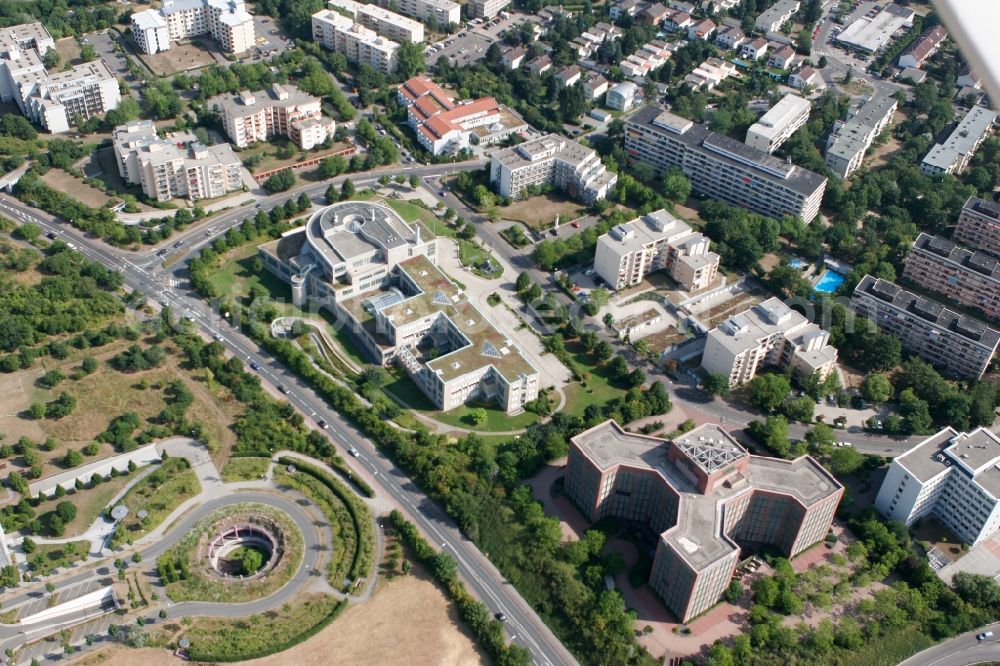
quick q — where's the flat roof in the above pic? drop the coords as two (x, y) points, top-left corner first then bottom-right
(748, 93), (810, 136)
(922, 105), (997, 171)
(306, 200), (416, 266)
(572, 420), (842, 570)
(836, 4), (915, 52)
(912, 232), (1000, 281)
(826, 95), (897, 162)
(707, 296), (805, 355)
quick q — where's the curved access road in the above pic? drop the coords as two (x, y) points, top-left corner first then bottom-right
(898, 625), (1000, 666)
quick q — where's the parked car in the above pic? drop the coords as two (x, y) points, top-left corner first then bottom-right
(978, 631), (994, 641)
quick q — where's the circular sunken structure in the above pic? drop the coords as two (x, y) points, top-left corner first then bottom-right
(205, 516), (284, 581)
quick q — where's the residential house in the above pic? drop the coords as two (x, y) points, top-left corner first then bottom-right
(501, 46), (526, 70)
(766, 44), (795, 69)
(556, 65), (582, 87)
(789, 65), (822, 90)
(715, 26), (745, 50)
(607, 81), (638, 111)
(688, 18), (716, 41)
(897, 24), (947, 69)
(527, 55), (552, 75)
(583, 72), (610, 101)
(665, 11), (694, 31)
(640, 3), (671, 25)
(740, 37), (769, 61)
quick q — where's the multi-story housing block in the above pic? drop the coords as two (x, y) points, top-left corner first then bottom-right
(921, 105), (997, 175)
(903, 233), (1000, 321)
(469, 0), (510, 18)
(876, 427), (1000, 546)
(312, 9), (399, 73)
(701, 298), (838, 387)
(371, 0), (459, 28)
(258, 201), (539, 413)
(213, 83), (336, 149)
(489, 134), (617, 206)
(625, 107), (827, 222)
(851, 275), (1000, 379)
(824, 95), (897, 179)
(745, 93), (810, 154)
(566, 420), (842, 622)
(954, 196), (1000, 255)
(755, 0), (799, 33)
(327, 0), (425, 43)
(133, 0), (255, 55)
(113, 120), (243, 201)
(594, 209), (719, 292)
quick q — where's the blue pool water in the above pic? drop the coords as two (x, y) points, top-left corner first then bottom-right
(814, 270), (846, 294)
(789, 258), (806, 269)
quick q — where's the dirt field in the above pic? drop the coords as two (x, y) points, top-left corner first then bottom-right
(139, 40), (217, 76)
(71, 572), (487, 666)
(39, 169), (112, 208)
(499, 194), (585, 230)
(866, 111), (908, 171)
(54, 37), (82, 66)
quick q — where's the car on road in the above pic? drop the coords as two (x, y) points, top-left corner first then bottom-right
(349, 447), (360, 457)
(46, 231), (56, 239)
(173, 241), (183, 248)
(584, 268), (595, 276)
(277, 385), (287, 393)
(156, 248), (167, 256)
(495, 612), (507, 622)
(978, 631), (994, 641)
(249, 361), (261, 371)
(317, 419), (329, 429)
(213, 333), (224, 342)
(571, 221), (580, 228)
(439, 190), (446, 196)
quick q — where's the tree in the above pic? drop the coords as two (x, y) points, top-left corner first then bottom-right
(325, 183), (338, 204)
(703, 373), (730, 397)
(515, 272), (532, 293)
(661, 167), (692, 203)
(80, 44), (98, 63)
(806, 423), (836, 450)
(470, 408), (487, 425)
(340, 179), (355, 200)
(39, 368), (65, 388)
(783, 396), (815, 423)
(953, 572), (1000, 609)
(63, 449), (84, 468)
(41, 48), (60, 69)
(396, 41), (425, 79)
(409, 174), (420, 188)
(80, 356), (98, 374)
(818, 55), (828, 68)
(27, 402), (46, 420)
(296, 192), (311, 212)
(56, 501), (77, 523)
(262, 169), (294, 194)
(240, 547), (264, 576)
(747, 416), (791, 457)
(862, 373), (893, 404)
(830, 446), (865, 475)
(748, 374), (791, 413)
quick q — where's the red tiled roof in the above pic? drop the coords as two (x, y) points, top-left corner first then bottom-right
(902, 25), (947, 65)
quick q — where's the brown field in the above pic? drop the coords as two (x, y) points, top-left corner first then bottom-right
(138, 39), (217, 76)
(39, 169), (112, 208)
(71, 571), (487, 666)
(0, 340), (242, 479)
(53, 37), (82, 66)
(500, 193), (585, 230)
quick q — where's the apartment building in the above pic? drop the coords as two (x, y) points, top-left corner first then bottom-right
(0, 23), (121, 133)
(469, 0), (510, 18)
(606, 82), (637, 111)
(954, 196), (1000, 255)
(755, 0), (799, 33)
(903, 233), (1000, 321)
(370, 0), (459, 28)
(327, 0), (425, 43)
(897, 24), (947, 68)
(823, 94), (897, 179)
(594, 209), (720, 292)
(625, 107), (827, 222)
(112, 120), (243, 202)
(702, 298), (838, 387)
(489, 133), (618, 206)
(745, 93), (810, 154)
(921, 105), (997, 175)
(875, 427), (1000, 546)
(133, 0), (255, 55)
(566, 420), (842, 622)
(213, 83), (335, 149)
(397, 76), (526, 155)
(258, 201), (539, 413)
(312, 9), (400, 73)
(851, 275), (1000, 379)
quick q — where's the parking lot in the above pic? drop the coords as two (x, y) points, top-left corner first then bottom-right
(248, 14), (291, 61)
(83, 31), (141, 100)
(426, 29), (492, 68)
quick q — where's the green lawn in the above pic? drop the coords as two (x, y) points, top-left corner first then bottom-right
(384, 199), (453, 239)
(112, 458), (200, 546)
(34, 472), (136, 538)
(31, 540), (90, 573)
(221, 457), (270, 482)
(837, 626), (936, 666)
(458, 240), (502, 279)
(560, 340), (629, 418)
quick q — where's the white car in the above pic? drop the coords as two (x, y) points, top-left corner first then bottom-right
(978, 631), (994, 641)
(349, 447), (360, 457)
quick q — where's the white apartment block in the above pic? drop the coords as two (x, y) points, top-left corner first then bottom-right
(371, 0), (459, 28)
(954, 197), (1000, 256)
(702, 297), (838, 387)
(606, 82), (637, 111)
(625, 107), (827, 222)
(903, 233), (1000, 322)
(0, 23), (121, 134)
(594, 209), (720, 292)
(258, 201), (539, 414)
(112, 120), (243, 202)
(327, 0), (424, 43)
(824, 95), (897, 179)
(213, 83), (335, 149)
(490, 133), (618, 206)
(745, 93), (809, 154)
(852, 275), (1000, 380)
(469, 0), (511, 19)
(876, 427), (1000, 546)
(921, 105), (997, 176)
(133, 0), (255, 55)
(131, 10), (171, 55)
(312, 9), (399, 73)
(755, 0), (799, 33)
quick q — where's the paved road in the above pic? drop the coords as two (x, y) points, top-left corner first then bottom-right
(0, 190), (577, 666)
(898, 624), (1000, 666)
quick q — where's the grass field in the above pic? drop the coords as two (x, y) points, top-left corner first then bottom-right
(383, 198), (450, 240)
(457, 240), (501, 278)
(34, 472), (135, 538)
(221, 457), (270, 482)
(113, 458), (200, 545)
(32, 540), (90, 573)
(559, 340), (629, 419)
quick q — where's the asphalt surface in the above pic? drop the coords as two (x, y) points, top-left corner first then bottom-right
(0, 170), (577, 666)
(898, 623), (1000, 666)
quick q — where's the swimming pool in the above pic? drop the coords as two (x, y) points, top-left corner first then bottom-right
(814, 269), (846, 294)
(789, 258), (806, 269)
